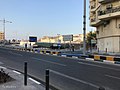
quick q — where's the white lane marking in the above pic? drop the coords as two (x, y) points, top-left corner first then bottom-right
(46, 53), (50, 55)
(50, 69), (99, 88)
(32, 57), (66, 67)
(9, 51), (23, 56)
(78, 62), (120, 71)
(0, 66), (7, 69)
(105, 75), (120, 80)
(72, 56), (78, 58)
(0, 61), (3, 64)
(61, 55), (66, 57)
(52, 54), (57, 56)
(86, 58), (94, 61)
(29, 78), (41, 85)
(13, 70), (21, 74)
(103, 60), (115, 64)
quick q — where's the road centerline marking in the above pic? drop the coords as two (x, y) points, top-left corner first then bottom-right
(32, 57), (66, 67)
(105, 74), (120, 80)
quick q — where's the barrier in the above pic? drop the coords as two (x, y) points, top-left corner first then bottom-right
(87, 55), (120, 64)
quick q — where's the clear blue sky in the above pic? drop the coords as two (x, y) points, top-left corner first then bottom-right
(0, 0), (93, 40)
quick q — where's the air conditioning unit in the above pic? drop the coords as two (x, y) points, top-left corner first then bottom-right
(96, 31), (99, 34)
(103, 20), (110, 27)
(106, 4), (112, 9)
(99, 0), (105, 3)
(118, 24), (120, 29)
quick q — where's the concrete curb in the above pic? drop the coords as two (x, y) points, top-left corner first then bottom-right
(4, 46), (120, 65)
(88, 54), (120, 64)
(0, 66), (44, 90)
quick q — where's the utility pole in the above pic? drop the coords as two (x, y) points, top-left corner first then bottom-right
(0, 18), (12, 44)
(83, 0), (86, 55)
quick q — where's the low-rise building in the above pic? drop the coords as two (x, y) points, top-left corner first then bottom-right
(38, 34), (83, 44)
(0, 32), (4, 41)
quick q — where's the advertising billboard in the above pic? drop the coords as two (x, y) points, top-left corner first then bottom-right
(29, 36), (37, 42)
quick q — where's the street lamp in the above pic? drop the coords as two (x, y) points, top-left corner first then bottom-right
(0, 18), (12, 44)
(83, 0), (86, 55)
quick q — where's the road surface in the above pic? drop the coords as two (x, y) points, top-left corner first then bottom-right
(0, 47), (120, 90)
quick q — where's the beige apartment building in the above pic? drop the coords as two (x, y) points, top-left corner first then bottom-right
(90, 0), (120, 53)
(39, 34), (83, 44)
(0, 32), (4, 41)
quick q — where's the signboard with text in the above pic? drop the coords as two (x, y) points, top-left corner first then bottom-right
(91, 39), (96, 44)
(63, 35), (73, 41)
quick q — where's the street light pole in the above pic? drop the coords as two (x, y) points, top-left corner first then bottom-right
(83, 0), (86, 55)
(57, 34), (60, 50)
(0, 18), (12, 44)
(3, 19), (5, 41)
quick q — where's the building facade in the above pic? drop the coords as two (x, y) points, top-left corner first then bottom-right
(39, 34), (83, 44)
(0, 32), (4, 41)
(90, 0), (120, 53)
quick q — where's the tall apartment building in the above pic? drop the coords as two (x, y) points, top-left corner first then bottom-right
(90, 0), (120, 53)
(0, 32), (4, 41)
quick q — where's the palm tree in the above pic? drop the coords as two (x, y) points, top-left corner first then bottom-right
(86, 31), (96, 52)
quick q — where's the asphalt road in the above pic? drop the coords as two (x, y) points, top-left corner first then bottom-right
(0, 47), (120, 90)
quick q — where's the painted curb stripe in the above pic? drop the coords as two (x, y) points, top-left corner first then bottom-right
(28, 78), (41, 85)
(13, 70), (21, 74)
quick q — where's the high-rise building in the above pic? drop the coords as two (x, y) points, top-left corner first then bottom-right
(90, 0), (120, 53)
(0, 32), (4, 41)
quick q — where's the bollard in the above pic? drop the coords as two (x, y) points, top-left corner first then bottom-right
(46, 69), (49, 90)
(99, 87), (105, 90)
(24, 62), (27, 86)
(105, 48), (107, 53)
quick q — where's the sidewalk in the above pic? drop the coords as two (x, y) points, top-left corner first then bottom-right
(0, 66), (45, 90)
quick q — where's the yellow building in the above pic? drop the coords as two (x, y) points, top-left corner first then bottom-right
(39, 34), (83, 44)
(0, 32), (4, 41)
(90, 0), (120, 53)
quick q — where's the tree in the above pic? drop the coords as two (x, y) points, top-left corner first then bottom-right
(86, 31), (96, 51)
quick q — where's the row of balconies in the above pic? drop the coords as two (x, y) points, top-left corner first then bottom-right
(90, 0), (118, 11)
(90, 4), (120, 26)
(98, 6), (120, 16)
(98, 6), (120, 20)
(99, 0), (119, 4)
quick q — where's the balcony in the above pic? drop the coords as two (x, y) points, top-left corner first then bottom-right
(91, 5), (96, 9)
(99, 0), (119, 4)
(90, 3), (101, 13)
(90, 18), (101, 27)
(98, 6), (120, 20)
